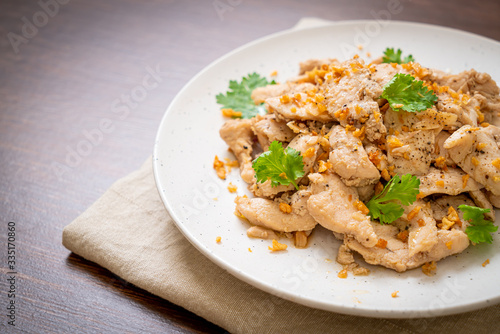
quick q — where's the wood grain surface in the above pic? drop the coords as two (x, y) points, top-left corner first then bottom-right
(0, 0), (499, 333)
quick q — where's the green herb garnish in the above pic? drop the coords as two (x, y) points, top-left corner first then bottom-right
(366, 174), (420, 224)
(381, 73), (438, 113)
(382, 48), (415, 64)
(216, 73), (275, 119)
(252, 141), (304, 190)
(459, 205), (498, 244)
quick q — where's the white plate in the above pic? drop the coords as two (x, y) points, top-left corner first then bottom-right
(153, 21), (500, 318)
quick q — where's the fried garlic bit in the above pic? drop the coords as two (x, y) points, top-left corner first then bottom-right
(268, 239), (287, 252)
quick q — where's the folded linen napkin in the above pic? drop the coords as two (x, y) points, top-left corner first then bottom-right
(63, 18), (500, 334)
(63, 157), (500, 334)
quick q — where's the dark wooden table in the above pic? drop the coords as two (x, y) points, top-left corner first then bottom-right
(0, 0), (499, 332)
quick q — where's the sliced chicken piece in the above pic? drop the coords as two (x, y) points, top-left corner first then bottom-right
(371, 62), (435, 88)
(266, 92), (334, 122)
(252, 134), (320, 198)
(430, 194), (475, 231)
(251, 114), (296, 151)
(329, 101), (387, 142)
(345, 223), (405, 272)
(252, 182), (294, 199)
(443, 125), (500, 195)
(346, 227), (469, 272)
(404, 201), (438, 257)
(434, 70), (500, 126)
(486, 191), (500, 209)
(246, 226), (278, 240)
(413, 108), (459, 131)
(469, 190), (495, 221)
(235, 192), (317, 232)
(427, 68), (448, 82)
(417, 167), (483, 198)
(384, 106), (457, 133)
(324, 59), (384, 106)
(355, 184), (375, 203)
(371, 63), (407, 86)
(328, 125), (380, 187)
(287, 133), (320, 173)
(275, 188), (314, 218)
(386, 130), (435, 176)
(383, 107), (411, 132)
(251, 82), (316, 104)
(474, 93), (500, 125)
(383, 108), (437, 176)
(435, 69), (500, 98)
(299, 58), (337, 74)
(364, 144), (388, 172)
(435, 90), (479, 127)
(412, 229), (469, 268)
(364, 108), (388, 142)
(219, 119), (255, 184)
(307, 172), (378, 247)
(288, 188), (312, 217)
(323, 59), (387, 141)
(432, 131), (454, 166)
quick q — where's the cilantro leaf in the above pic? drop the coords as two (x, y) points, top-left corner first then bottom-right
(403, 54), (415, 64)
(216, 73), (275, 119)
(381, 74), (438, 113)
(382, 48), (415, 64)
(366, 174), (420, 224)
(459, 205), (498, 244)
(252, 141), (304, 190)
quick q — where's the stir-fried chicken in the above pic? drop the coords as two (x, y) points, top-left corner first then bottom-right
(383, 108), (445, 176)
(469, 190), (496, 221)
(429, 194), (474, 230)
(298, 58), (338, 74)
(417, 167), (483, 197)
(235, 192), (317, 232)
(432, 131), (454, 165)
(266, 92), (334, 122)
(219, 119), (255, 184)
(345, 228), (469, 272)
(218, 55), (499, 273)
(251, 82), (316, 104)
(251, 114), (295, 151)
(435, 69), (500, 98)
(328, 125), (380, 186)
(487, 192), (500, 209)
(323, 59), (387, 141)
(387, 129), (436, 176)
(404, 201), (438, 257)
(307, 172), (378, 247)
(444, 125), (500, 195)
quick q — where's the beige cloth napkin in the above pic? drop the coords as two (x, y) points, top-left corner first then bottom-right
(63, 158), (500, 334)
(63, 19), (500, 334)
